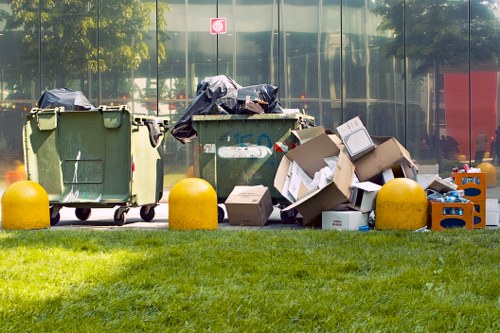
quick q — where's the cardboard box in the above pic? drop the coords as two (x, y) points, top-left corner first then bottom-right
(353, 136), (416, 182)
(322, 210), (369, 230)
(274, 132), (355, 226)
(349, 181), (381, 212)
(485, 198), (499, 226)
(336, 116), (375, 160)
(429, 201), (474, 231)
(291, 126), (326, 144)
(225, 186), (274, 226)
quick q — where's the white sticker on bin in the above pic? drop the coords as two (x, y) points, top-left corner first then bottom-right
(218, 145), (272, 158)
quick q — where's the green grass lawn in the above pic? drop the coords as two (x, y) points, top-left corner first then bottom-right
(0, 229), (499, 332)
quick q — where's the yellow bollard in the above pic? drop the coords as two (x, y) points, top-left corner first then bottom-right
(1, 180), (50, 230)
(168, 178), (218, 230)
(375, 178), (428, 230)
(476, 162), (496, 187)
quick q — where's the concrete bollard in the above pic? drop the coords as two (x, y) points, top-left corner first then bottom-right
(1, 180), (50, 230)
(476, 162), (496, 187)
(168, 178), (218, 230)
(375, 178), (428, 230)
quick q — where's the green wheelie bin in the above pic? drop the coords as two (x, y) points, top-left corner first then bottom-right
(191, 112), (315, 223)
(23, 105), (168, 226)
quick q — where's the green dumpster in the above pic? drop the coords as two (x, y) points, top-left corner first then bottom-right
(23, 105), (168, 226)
(191, 113), (315, 222)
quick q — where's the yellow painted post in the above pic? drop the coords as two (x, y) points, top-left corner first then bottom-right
(1, 180), (50, 230)
(375, 178), (428, 230)
(168, 178), (218, 230)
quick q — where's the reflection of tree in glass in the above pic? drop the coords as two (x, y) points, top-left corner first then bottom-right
(372, 0), (500, 162)
(0, 0), (169, 97)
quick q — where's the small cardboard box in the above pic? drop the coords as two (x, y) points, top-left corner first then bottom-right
(353, 136), (416, 182)
(349, 181), (381, 212)
(274, 132), (355, 226)
(322, 210), (369, 230)
(336, 116), (375, 160)
(225, 186), (274, 226)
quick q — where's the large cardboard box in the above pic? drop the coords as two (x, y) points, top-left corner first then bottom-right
(336, 116), (375, 160)
(274, 133), (355, 226)
(353, 136), (416, 182)
(322, 210), (369, 230)
(225, 186), (274, 226)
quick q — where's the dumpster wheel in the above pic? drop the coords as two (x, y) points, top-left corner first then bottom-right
(114, 207), (129, 226)
(217, 205), (225, 223)
(75, 208), (92, 221)
(50, 206), (61, 226)
(140, 205), (155, 222)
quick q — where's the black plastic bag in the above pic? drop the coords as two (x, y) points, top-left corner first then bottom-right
(233, 84), (283, 114)
(171, 76), (286, 143)
(171, 75), (241, 143)
(38, 88), (95, 110)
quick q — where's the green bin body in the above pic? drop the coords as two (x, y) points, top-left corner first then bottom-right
(23, 105), (168, 223)
(192, 113), (315, 204)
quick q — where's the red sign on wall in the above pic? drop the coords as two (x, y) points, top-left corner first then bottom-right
(210, 17), (226, 34)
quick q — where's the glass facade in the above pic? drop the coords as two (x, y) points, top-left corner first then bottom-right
(2, 0), (500, 199)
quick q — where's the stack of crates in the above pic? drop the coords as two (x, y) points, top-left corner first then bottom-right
(454, 172), (486, 229)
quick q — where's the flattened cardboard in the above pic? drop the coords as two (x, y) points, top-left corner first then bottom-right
(225, 186), (273, 226)
(353, 136), (416, 182)
(274, 132), (354, 226)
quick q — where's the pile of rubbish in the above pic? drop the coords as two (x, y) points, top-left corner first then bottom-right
(171, 75), (283, 143)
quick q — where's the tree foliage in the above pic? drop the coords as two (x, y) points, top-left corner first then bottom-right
(372, 0), (500, 77)
(0, 0), (169, 89)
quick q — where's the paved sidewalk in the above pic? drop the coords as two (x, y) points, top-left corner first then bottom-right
(0, 188), (304, 230)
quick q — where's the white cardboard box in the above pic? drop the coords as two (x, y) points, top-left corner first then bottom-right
(225, 186), (274, 226)
(336, 116), (375, 160)
(349, 181), (381, 212)
(486, 198), (499, 226)
(322, 211), (369, 230)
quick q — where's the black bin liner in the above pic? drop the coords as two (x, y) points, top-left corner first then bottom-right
(38, 88), (95, 110)
(171, 75), (283, 144)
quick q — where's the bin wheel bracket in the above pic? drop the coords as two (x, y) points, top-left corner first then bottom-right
(140, 205), (156, 222)
(114, 207), (129, 226)
(50, 206), (62, 226)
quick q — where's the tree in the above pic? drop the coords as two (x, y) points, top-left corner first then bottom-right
(372, 0), (500, 163)
(0, 0), (169, 98)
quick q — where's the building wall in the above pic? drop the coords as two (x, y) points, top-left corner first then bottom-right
(1, 0), (500, 199)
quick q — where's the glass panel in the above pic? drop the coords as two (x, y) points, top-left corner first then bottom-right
(319, 1), (342, 130)
(39, 0), (98, 106)
(471, 0), (500, 199)
(98, 0), (157, 114)
(0, 0), (40, 186)
(346, 0), (405, 143)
